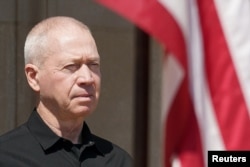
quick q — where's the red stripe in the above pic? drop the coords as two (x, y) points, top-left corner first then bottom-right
(96, 0), (186, 66)
(96, 0), (205, 166)
(165, 78), (204, 167)
(197, 0), (250, 149)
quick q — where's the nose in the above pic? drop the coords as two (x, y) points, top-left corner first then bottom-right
(76, 64), (94, 85)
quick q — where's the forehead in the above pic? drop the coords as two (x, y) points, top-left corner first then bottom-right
(48, 27), (99, 60)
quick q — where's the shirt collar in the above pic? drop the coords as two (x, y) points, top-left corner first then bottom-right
(27, 109), (105, 155)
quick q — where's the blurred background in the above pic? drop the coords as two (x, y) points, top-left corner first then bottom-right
(0, 0), (163, 167)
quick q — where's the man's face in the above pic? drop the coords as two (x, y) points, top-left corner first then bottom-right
(36, 29), (101, 120)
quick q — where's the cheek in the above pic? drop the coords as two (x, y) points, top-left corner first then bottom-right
(39, 72), (74, 97)
(39, 73), (53, 92)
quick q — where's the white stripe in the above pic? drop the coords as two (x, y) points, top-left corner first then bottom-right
(214, 0), (250, 118)
(159, 0), (187, 122)
(160, 0), (226, 166)
(187, 1), (225, 166)
(161, 54), (184, 167)
(172, 155), (181, 167)
(161, 54), (184, 122)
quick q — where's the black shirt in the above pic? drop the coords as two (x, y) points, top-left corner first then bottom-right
(0, 110), (132, 167)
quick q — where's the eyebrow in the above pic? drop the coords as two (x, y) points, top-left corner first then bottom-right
(67, 55), (100, 63)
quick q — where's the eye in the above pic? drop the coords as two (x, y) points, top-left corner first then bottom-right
(88, 61), (100, 70)
(90, 62), (99, 66)
(64, 64), (80, 72)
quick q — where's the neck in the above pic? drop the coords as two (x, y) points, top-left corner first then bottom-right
(37, 103), (84, 144)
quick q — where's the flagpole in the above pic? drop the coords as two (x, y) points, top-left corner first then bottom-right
(133, 27), (149, 167)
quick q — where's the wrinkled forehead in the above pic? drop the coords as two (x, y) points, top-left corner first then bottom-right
(46, 26), (99, 60)
(46, 23), (97, 51)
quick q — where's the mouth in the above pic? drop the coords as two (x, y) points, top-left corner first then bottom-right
(71, 87), (96, 102)
(73, 93), (94, 100)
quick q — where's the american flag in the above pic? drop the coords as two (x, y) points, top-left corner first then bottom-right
(95, 0), (250, 166)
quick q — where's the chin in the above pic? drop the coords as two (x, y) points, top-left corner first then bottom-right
(72, 106), (94, 117)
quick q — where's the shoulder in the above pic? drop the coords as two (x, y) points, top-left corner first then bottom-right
(92, 134), (133, 166)
(0, 124), (29, 147)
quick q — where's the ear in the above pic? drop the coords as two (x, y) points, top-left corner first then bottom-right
(25, 64), (40, 92)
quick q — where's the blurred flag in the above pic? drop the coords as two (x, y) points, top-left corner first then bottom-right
(95, 0), (250, 166)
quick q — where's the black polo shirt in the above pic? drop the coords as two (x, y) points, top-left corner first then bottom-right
(0, 110), (132, 167)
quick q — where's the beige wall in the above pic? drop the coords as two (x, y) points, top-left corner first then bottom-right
(0, 0), (163, 166)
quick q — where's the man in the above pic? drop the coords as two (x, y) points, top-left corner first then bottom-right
(0, 16), (132, 167)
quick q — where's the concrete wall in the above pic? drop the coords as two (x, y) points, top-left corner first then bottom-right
(0, 0), (163, 166)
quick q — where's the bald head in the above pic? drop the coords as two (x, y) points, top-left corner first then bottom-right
(24, 16), (92, 66)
